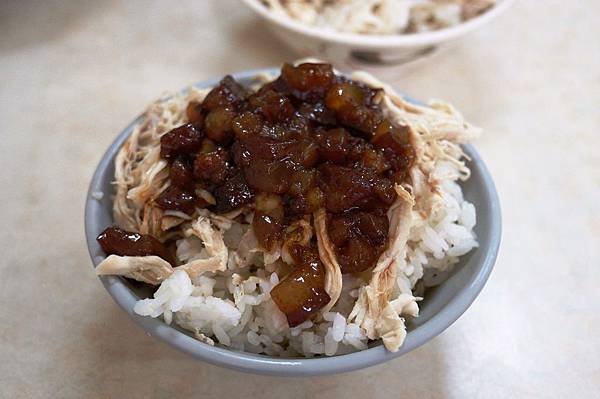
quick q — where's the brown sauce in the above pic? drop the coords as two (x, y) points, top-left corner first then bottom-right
(98, 63), (414, 327)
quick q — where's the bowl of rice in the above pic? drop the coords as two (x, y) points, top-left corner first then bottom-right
(85, 63), (501, 376)
(241, 0), (514, 65)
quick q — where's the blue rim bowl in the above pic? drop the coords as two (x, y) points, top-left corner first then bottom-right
(84, 68), (501, 377)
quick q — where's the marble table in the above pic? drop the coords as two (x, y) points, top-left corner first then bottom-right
(0, 0), (598, 397)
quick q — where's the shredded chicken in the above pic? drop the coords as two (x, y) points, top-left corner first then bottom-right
(197, 187), (217, 204)
(112, 88), (210, 235)
(190, 217), (228, 267)
(127, 155), (169, 209)
(197, 207), (245, 231)
(375, 298), (407, 351)
(161, 215), (186, 231)
(314, 209), (343, 314)
(95, 255), (173, 285)
(113, 128), (141, 231)
(349, 185), (414, 351)
(281, 219), (313, 265)
(173, 216), (230, 282)
(139, 204), (165, 239)
(175, 257), (225, 283)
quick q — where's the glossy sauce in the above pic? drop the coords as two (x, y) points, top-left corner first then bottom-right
(269, 245), (331, 327)
(97, 227), (174, 265)
(100, 63), (414, 327)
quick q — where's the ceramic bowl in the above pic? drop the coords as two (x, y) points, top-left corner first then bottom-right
(241, 0), (514, 66)
(84, 68), (501, 376)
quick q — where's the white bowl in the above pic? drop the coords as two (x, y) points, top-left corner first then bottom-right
(241, 0), (514, 66)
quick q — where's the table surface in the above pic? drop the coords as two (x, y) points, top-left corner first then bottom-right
(1, 1), (598, 398)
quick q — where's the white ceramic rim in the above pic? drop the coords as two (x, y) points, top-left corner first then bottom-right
(84, 68), (502, 377)
(241, 0), (514, 48)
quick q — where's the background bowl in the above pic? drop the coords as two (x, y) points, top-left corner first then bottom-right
(240, 0), (514, 66)
(85, 68), (501, 377)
